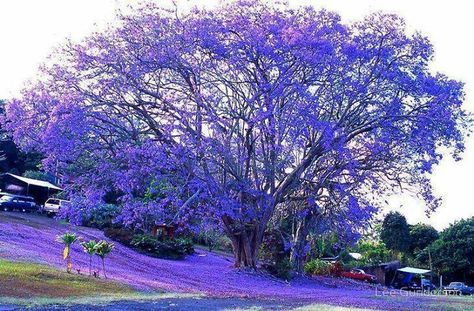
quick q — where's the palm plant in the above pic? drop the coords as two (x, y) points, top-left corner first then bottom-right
(56, 232), (79, 273)
(81, 240), (97, 276)
(95, 240), (114, 278)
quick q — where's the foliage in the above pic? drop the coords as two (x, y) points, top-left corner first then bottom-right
(354, 240), (392, 266)
(196, 229), (232, 252)
(310, 233), (343, 259)
(56, 232), (79, 273)
(4, 0), (469, 267)
(103, 227), (135, 246)
(81, 240), (98, 276)
(0, 141), (43, 175)
(81, 240), (98, 256)
(422, 217), (474, 281)
(56, 232), (79, 246)
(380, 212), (411, 253)
(0, 100), (43, 174)
(304, 259), (330, 276)
(130, 235), (194, 260)
(83, 204), (121, 229)
(272, 257), (293, 280)
(22, 170), (56, 183)
(94, 240), (115, 279)
(95, 240), (114, 259)
(409, 223), (438, 253)
(259, 229), (293, 279)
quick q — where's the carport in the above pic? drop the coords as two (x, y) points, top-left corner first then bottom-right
(0, 173), (62, 204)
(390, 266), (432, 288)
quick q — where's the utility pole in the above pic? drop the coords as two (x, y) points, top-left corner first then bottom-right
(428, 248), (433, 283)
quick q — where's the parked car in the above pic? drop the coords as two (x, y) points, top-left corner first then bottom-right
(444, 282), (474, 295)
(421, 279), (437, 291)
(402, 279), (437, 291)
(42, 198), (70, 214)
(0, 193), (37, 212)
(341, 269), (377, 283)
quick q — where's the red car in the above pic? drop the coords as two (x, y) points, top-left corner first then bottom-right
(341, 269), (377, 283)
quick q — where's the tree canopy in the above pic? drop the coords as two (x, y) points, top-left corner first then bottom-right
(426, 217), (474, 280)
(409, 223), (438, 253)
(380, 211), (411, 253)
(3, 1), (468, 267)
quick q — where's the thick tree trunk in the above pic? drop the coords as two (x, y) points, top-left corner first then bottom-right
(225, 224), (261, 268)
(222, 199), (275, 268)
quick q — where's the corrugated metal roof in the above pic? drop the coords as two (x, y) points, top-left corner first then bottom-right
(397, 267), (431, 274)
(5, 173), (62, 191)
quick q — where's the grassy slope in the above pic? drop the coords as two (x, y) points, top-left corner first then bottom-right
(0, 259), (196, 307)
(1, 213), (473, 311)
(0, 260), (375, 310)
(0, 260), (135, 298)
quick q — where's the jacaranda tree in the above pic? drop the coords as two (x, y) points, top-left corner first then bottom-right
(3, 1), (468, 267)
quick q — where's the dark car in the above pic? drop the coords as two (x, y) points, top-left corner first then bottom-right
(402, 279), (437, 291)
(444, 282), (474, 295)
(0, 193), (37, 212)
(341, 269), (377, 283)
(421, 279), (437, 291)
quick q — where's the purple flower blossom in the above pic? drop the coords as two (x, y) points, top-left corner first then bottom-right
(2, 1), (469, 266)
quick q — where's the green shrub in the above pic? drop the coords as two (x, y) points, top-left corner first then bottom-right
(131, 234), (194, 259)
(104, 227), (194, 260)
(304, 259), (330, 275)
(355, 240), (392, 265)
(258, 229), (294, 280)
(195, 230), (233, 252)
(274, 258), (293, 280)
(84, 204), (120, 229)
(103, 227), (135, 246)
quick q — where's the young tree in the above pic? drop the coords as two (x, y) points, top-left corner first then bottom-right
(81, 240), (98, 276)
(56, 232), (79, 273)
(95, 240), (114, 278)
(4, 1), (468, 267)
(380, 212), (411, 254)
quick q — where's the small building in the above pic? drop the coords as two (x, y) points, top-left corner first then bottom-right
(151, 223), (176, 239)
(361, 261), (401, 286)
(0, 173), (62, 204)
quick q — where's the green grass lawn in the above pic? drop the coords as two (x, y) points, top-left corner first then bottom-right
(0, 259), (197, 307)
(0, 259), (134, 298)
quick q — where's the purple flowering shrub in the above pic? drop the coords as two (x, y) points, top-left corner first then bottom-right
(3, 0), (469, 267)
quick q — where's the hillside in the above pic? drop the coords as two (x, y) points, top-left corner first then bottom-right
(1, 212), (473, 311)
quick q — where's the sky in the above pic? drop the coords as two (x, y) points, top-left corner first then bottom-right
(0, 0), (473, 230)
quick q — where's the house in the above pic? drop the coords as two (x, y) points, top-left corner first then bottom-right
(0, 173), (62, 204)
